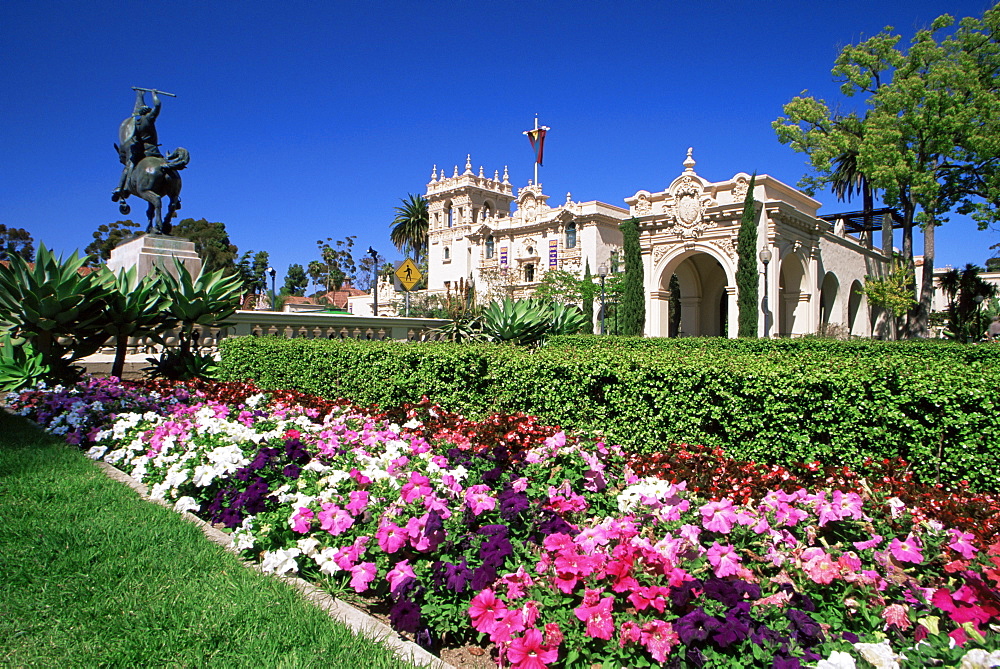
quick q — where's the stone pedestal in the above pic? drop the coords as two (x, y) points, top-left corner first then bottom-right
(106, 234), (202, 279)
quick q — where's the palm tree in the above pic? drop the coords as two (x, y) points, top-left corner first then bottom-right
(829, 115), (876, 230)
(390, 194), (429, 264)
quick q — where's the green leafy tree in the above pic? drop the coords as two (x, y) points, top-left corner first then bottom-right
(316, 236), (358, 291)
(939, 263), (998, 342)
(307, 260), (328, 294)
(533, 268), (584, 304)
(281, 264), (308, 297)
(85, 219), (140, 264)
(736, 174), (759, 337)
(171, 218), (240, 274)
(774, 4), (1000, 336)
(356, 252), (387, 292)
(618, 218), (645, 336)
(389, 194), (429, 264)
(236, 251), (270, 294)
(581, 261), (594, 334)
(860, 260), (917, 340)
(0, 224), (35, 262)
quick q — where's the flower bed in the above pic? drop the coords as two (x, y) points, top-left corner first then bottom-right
(7, 378), (1000, 668)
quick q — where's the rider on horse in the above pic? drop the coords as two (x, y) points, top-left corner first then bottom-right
(113, 89), (163, 203)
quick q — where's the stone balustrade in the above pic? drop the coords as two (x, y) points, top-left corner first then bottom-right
(101, 311), (450, 356)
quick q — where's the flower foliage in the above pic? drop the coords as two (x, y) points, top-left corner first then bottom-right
(7, 379), (1000, 668)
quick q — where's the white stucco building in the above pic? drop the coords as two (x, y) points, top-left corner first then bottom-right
(406, 149), (964, 339)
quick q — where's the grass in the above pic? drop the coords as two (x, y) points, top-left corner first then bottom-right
(0, 411), (419, 668)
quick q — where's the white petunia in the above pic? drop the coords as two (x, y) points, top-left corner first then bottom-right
(260, 548), (300, 574)
(173, 496), (200, 514)
(817, 650), (857, 669)
(959, 649), (1000, 669)
(314, 547), (340, 576)
(854, 641), (901, 669)
(296, 537), (321, 556)
(85, 445), (108, 460)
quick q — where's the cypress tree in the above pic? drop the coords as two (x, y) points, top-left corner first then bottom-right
(736, 174), (759, 337)
(582, 260), (595, 334)
(619, 217), (645, 336)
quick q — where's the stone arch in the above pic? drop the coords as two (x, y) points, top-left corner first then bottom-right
(778, 253), (809, 337)
(652, 246), (735, 337)
(848, 279), (866, 336)
(819, 271), (840, 326)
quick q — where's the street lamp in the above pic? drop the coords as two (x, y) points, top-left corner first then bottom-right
(597, 263), (608, 335)
(266, 266), (276, 309)
(367, 247), (379, 316)
(759, 247), (772, 338)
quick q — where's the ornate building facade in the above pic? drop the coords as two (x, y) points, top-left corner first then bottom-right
(422, 150), (893, 338)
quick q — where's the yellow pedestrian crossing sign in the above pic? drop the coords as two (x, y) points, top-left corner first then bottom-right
(395, 258), (422, 291)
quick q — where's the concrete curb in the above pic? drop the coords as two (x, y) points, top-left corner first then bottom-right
(93, 461), (454, 669)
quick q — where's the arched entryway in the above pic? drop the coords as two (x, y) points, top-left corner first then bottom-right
(819, 271), (840, 327)
(778, 254), (809, 337)
(654, 250), (734, 337)
(847, 279), (866, 336)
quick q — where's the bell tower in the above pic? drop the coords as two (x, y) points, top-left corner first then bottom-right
(425, 155), (516, 290)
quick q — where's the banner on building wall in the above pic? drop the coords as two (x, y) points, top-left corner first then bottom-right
(549, 239), (558, 268)
(500, 247), (508, 275)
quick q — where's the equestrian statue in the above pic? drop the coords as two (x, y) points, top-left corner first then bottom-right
(112, 87), (189, 235)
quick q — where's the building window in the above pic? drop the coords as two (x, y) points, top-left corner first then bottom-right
(444, 246), (450, 260)
(485, 235), (495, 259)
(566, 221), (577, 249)
(447, 204), (454, 228)
(524, 264), (535, 283)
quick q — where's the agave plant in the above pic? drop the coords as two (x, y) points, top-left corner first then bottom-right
(426, 316), (486, 343)
(481, 298), (552, 346)
(0, 244), (113, 382)
(143, 349), (220, 382)
(155, 257), (244, 355)
(96, 265), (177, 379)
(547, 302), (588, 336)
(0, 333), (51, 391)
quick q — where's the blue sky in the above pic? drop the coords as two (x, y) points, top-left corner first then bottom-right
(2, 0), (997, 284)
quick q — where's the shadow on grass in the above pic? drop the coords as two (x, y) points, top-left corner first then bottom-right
(0, 411), (419, 668)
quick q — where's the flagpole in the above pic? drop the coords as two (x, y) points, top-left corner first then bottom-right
(533, 115), (539, 186)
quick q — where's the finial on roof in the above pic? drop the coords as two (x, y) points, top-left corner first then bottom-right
(431, 165), (438, 182)
(453, 165), (459, 178)
(464, 155), (473, 175)
(566, 192), (572, 203)
(478, 165), (484, 178)
(683, 147), (696, 173)
(494, 169), (500, 181)
(502, 166), (509, 184)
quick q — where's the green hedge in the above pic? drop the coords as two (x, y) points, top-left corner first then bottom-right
(218, 336), (1000, 490)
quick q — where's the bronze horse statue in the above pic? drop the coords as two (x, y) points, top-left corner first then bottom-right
(113, 95), (188, 235)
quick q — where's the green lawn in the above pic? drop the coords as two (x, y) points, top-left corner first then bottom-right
(0, 411), (419, 668)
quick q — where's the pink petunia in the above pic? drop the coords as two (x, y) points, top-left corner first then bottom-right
(490, 607), (526, 644)
(853, 534), (883, 551)
(386, 559), (416, 595)
(640, 619), (679, 663)
(318, 503), (354, 536)
(882, 603), (911, 630)
(573, 596), (615, 640)
(290, 507), (314, 534)
(706, 542), (742, 578)
(700, 499), (737, 534)
(465, 484), (497, 516)
(469, 588), (507, 635)
(375, 520), (408, 554)
(619, 620), (642, 647)
(506, 628), (559, 669)
(349, 561), (377, 592)
(947, 529), (978, 560)
(345, 490), (370, 516)
(889, 534), (924, 564)
(801, 548), (839, 585)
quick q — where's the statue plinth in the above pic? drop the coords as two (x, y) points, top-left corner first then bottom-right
(106, 234), (202, 279)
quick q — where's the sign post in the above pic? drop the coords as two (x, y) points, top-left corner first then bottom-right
(394, 259), (422, 317)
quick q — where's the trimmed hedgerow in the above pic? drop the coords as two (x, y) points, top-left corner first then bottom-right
(218, 336), (1000, 491)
